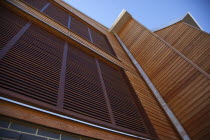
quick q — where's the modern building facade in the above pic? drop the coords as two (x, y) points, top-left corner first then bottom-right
(0, 0), (209, 140)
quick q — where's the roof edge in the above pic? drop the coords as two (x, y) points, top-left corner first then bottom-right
(183, 12), (202, 30)
(109, 9), (132, 33)
(152, 12), (203, 32)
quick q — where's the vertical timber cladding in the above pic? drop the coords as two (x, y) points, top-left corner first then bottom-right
(154, 22), (210, 75)
(118, 19), (210, 139)
(0, 6), (28, 50)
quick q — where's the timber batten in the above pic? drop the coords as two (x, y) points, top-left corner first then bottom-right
(113, 12), (209, 139)
(1, 0), (207, 140)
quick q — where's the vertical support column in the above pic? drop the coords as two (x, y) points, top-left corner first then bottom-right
(95, 59), (116, 125)
(40, 2), (51, 12)
(67, 15), (71, 29)
(114, 32), (191, 140)
(0, 22), (32, 59)
(57, 42), (68, 108)
(57, 12), (72, 108)
(0, 2), (52, 59)
(88, 28), (93, 43)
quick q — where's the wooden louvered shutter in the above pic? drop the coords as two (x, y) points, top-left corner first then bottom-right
(43, 3), (69, 27)
(70, 16), (91, 41)
(64, 45), (111, 124)
(90, 29), (116, 56)
(0, 6), (156, 139)
(0, 24), (64, 106)
(99, 61), (148, 135)
(0, 7), (28, 50)
(22, 0), (49, 10)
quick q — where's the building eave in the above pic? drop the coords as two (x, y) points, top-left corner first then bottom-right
(109, 9), (132, 33)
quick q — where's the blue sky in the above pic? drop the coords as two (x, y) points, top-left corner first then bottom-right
(64, 0), (210, 33)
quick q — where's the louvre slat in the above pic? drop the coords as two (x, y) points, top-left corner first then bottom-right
(0, 7), (28, 50)
(70, 16), (90, 41)
(43, 3), (69, 26)
(99, 61), (147, 134)
(64, 45), (111, 123)
(0, 5), (157, 138)
(90, 28), (116, 56)
(22, 0), (49, 10)
(0, 24), (64, 106)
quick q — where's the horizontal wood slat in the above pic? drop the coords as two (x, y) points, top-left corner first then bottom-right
(64, 45), (111, 123)
(22, 0), (49, 10)
(9, 0), (137, 73)
(23, 0), (117, 57)
(99, 62), (146, 134)
(1, 0), (190, 139)
(70, 16), (90, 41)
(118, 19), (210, 140)
(0, 7), (157, 139)
(0, 6), (28, 50)
(43, 2), (69, 26)
(0, 24), (64, 106)
(90, 28), (116, 56)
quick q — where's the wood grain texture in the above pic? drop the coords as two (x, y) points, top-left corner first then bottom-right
(0, 101), (139, 140)
(5, 0), (136, 73)
(118, 19), (210, 140)
(155, 21), (210, 74)
(125, 71), (181, 140)
(1, 0), (182, 139)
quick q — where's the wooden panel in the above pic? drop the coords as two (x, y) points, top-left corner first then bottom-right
(90, 28), (116, 56)
(103, 29), (136, 70)
(5, 0), (137, 73)
(1, 0), (184, 139)
(125, 71), (181, 140)
(118, 19), (210, 139)
(0, 24), (64, 105)
(70, 16), (90, 41)
(100, 62), (147, 135)
(0, 6), (28, 50)
(64, 45), (111, 123)
(0, 7), (157, 138)
(155, 22), (210, 74)
(53, 0), (108, 35)
(0, 101), (139, 140)
(52, 0), (137, 69)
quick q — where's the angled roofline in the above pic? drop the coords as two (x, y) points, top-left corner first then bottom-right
(152, 12), (203, 32)
(187, 12), (203, 30)
(109, 9), (132, 33)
